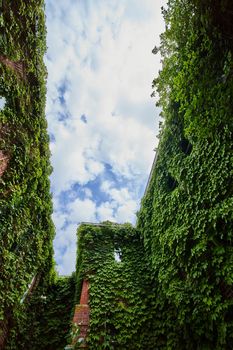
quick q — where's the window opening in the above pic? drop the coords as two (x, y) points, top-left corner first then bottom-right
(0, 96), (6, 110)
(167, 174), (178, 191)
(114, 248), (122, 262)
(179, 137), (192, 155)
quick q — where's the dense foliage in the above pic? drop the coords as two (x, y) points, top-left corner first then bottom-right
(0, 0), (55, 345)
(137, 0), (233, 348)
(6, 273), (76, 350)
(1, 0), (233, 349)
(75, 223), (158, 349)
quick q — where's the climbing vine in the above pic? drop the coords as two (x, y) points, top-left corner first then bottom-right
(6, 271), (76, 350)
(137, 0), (233, 348)
(1, 1), (233, 349)
(75, 223), (158, 349)
(0, 0), (55, 345)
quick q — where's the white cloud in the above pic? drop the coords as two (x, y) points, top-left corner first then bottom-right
(115, 200), (138, 223)
(49, 119), (104, 192)
(68, 198), (97, 223)
(83, 188), (92, 199)
(100, 180), (112, 193)
(59, 245), (76, 275)
(46, 0), (164, 191)
(96, 202), (116, 222)
(45, 0), (166, 274)
(54, 224), (76, 253)
(54, 226), (77, 275)
(98, 185), (139, 223)
(52, 211), (67, 231)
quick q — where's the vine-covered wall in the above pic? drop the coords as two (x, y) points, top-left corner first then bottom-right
(1, 0), (233, 349)
(6, 273), (76, 350)
(75, 223), (158, 349)
(0, 0), (55, 347)
(137, 0), (233, 348)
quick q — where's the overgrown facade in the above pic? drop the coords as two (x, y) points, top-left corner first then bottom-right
(0, 0), (55, 348)
(0, 0), (233, 349)
(71, 223), (157, 349)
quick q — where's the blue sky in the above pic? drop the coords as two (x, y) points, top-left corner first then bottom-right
(0, 97), (6, 110)
(45, 0), (166, 275)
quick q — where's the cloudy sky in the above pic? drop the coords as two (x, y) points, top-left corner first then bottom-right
(45, 0), (166, 275)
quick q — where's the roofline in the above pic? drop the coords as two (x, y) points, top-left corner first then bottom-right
(79, 222), (125, 227)
(143, 150), (159, 198)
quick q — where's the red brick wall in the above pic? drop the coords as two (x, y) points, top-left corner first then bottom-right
(0, 150), (9, 177)
(71, 280), (90, 348)
(80, 279), (89, 305)
(72, 305), (90, 338)
(0, 55), (25, 80)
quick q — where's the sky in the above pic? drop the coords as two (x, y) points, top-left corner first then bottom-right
(45, 0), (166, 275)
(0, 97), (6, 110)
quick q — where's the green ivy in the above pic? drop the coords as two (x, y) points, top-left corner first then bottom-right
(6, 272), (76, 350)
(137, 0), (233, 348)
(1, 1), (233, 349)
(75, 222), (158, 349)
(0, 0), (55, 344)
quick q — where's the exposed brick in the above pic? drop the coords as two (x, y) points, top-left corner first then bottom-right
(0, 150), (9, 177)
(0, 55), (26, 80)
(80, 279), (89, 305)
(70, 280), (90, 348)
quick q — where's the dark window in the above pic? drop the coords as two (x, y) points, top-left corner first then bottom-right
(167, 174), (178, 191)
(179, 137), (192, 155)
